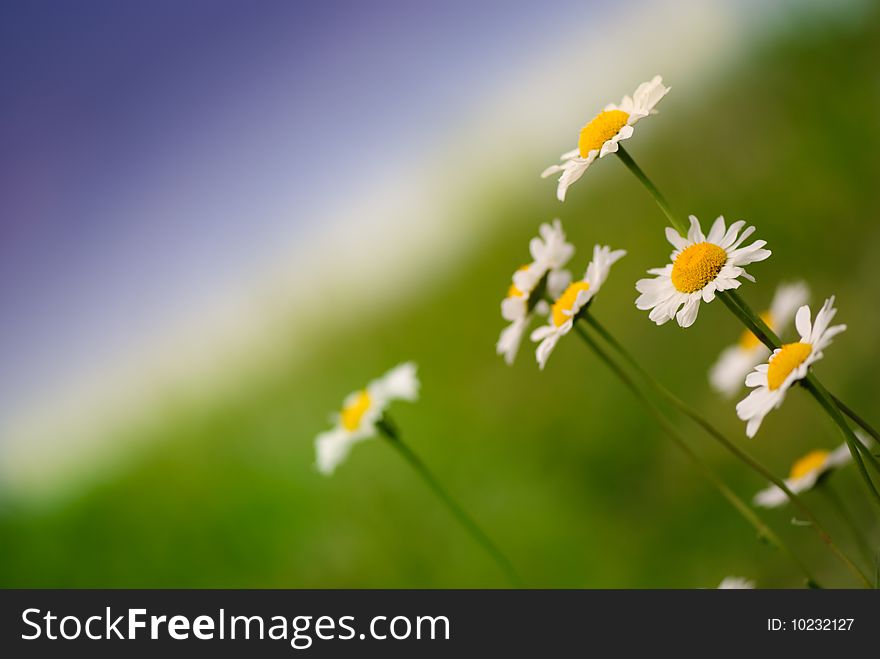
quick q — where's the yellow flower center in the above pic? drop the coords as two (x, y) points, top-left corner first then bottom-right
(340, 390), (371, 431)
(789, 449), (829, 480)
(507, 265), (531, 299)
(670, 242), (728, 293)
(767, 342), (812, 390)
(739, 311), (774, 350)
(578, 109), (630, 158)
(552, 281), (590, 327)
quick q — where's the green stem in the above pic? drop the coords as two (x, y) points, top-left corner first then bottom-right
(802, 376), (880, 510)
(829, 393), (880, 447)
(615, 145), (685, 234)
(718, 289), (780, 350)
(377, 417), (522, 587)
(571, 322), (819, 587)
(820, 481), (877, 573)
(579, 313), (872, 588)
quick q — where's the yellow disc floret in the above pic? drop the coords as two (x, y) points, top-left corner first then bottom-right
(552, 281), (591, 327)
(767, 342), (812, 390)
(739, 311), (774, 350)
(341, 390), (371, 432)
(789, 449), (829, 480)
(670, 242), (728, 293)
(578, 109), (630, 158)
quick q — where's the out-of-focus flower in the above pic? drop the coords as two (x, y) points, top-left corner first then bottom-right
(754, 443), (854, 508)
(737, 297), (846, 438)
(315, 363), (419, 475)
(710, 282), (809, 397)
(635, 215), (771, 328)
(718, 577), (755, 589)
(541, 75), (669, 201)
(497, 220), (574, 364)
(530, 244), (626, 369)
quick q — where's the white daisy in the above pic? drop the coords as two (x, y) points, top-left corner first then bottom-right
(753, 443), (855, 508)
(541, 75), (670, 201)
(709, 282), (809, 397)
(718, 577), (755, 589)
(736, 297), (846, 438)
(315, 362), (419, 475)
(497, 220), (574, 365)
(635, 215), (772, 328)
(530, 244), (626, 369)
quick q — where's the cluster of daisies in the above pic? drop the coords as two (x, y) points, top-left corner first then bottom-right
(511, 77), (860, 506)
(311, 73), (869, 588)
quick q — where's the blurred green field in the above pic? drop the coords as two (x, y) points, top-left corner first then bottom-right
(2, 8), (879, 588)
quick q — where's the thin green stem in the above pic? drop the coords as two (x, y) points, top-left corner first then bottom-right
(820, 481), (877, 573)
(615, 145), (685, 234)
(851, 436), (880, 478)
(571, 323), (819, 587)
(829, 393), (880, 446)
(802, 376), (880, 510)
(579, 313), (872, 588)
(377, 417), (522, 587)
(716, 290), (779, 350)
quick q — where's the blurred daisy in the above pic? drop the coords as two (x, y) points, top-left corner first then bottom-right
(497, 220), (574, 364)
(709, 282), (809, 397)
(635, 215), (771, 328)
(315, 362), (419, 475)
(530, 244), (626, 369)
(541, 75), (669, 201)
(737, 297), (846, 438)
(754, 443), (854, 508)
(718, 577), (755, 589)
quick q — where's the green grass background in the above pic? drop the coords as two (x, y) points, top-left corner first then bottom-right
(2, 7), (879, 588)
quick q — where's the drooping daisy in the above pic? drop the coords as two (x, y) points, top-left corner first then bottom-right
(718, 577), (755, 589)
(497, 219), (574, 365)
(709, 282), (809, 397)
(635, 215), (771, 328)
(314, 362), (419, 475)
(541, 75), (670, 201)
(737, 297), (846, 438)
(530, 244), (626, 369)
(753, 442), (855, 508)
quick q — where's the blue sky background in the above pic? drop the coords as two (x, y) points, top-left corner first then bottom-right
(1, 0), (625, 424)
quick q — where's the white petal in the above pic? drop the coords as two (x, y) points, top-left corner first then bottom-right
(665, 226), (688, 250)
(315, 427), (355, 476)
(794, 305), (812, 341)
(370, 362), (420, 403)
(687, 215), (704, 243)
(718, 577), (754, 589)
(676, 295), (701, 328)
(497, 317), (529, 365)
(753, 484), (787, 508)
(535, 334), (559, 370)
(706, 216), (726, 244)
(768, 281), (810, 327)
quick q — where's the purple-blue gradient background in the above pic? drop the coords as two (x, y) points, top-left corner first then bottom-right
(1, 0), (613, 422)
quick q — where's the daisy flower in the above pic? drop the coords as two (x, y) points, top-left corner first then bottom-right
(736, 297), (846, 438)
(753, 442), (855, 508)
(635, 215), (771, 328)
(314, 362), (419, 475)
(541, 75), (670, 201)
(497, 219), (574, 365)
(530, 244), (626, 369)
(709, 282), (809, 397)
(718, 577), (755, 589)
